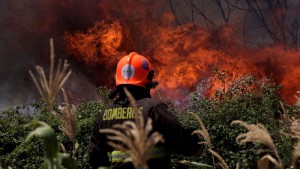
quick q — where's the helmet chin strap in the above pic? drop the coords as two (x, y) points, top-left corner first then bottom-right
(146, 81), (158, 89)
(146, 70), (158, 89)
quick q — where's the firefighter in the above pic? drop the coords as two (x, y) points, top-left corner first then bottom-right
(89, 52), (202, 169)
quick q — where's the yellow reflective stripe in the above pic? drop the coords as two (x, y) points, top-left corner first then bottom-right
(147, 147), (166, 159)
(107, 147), (166, 163)
(111, 151), (128, 163)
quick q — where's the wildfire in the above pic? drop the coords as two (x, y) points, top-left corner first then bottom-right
(63, 21), (123, 65)
(60, 0), (300, 104)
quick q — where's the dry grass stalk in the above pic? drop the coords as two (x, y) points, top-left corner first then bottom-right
(231, 120), (283, 169)
(188, 112), (211, 147)
(258, 155), (283, 169)
(289, 117), (300, 168)
(52, 88), (78, 160)
(279, 101), (300, 168)
(231, 120), (276, 150)
(188, 112), (229, 169)
(100, 87), (164, 169)
(29, 38), (72, 111)
(257, 156), (270, 169)
(208, 149), (229, 169)
(236, 163), (239, 169)
(280, 102), (293, 134)
(292, 126), (300, 157)
(295, 91), (300, 107)
(52, 88), (77, 143)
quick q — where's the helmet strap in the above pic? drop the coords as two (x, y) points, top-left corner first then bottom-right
(147, 70), (155, 81)
(146, 70), (158, 89)
(146, 81), (158, 89)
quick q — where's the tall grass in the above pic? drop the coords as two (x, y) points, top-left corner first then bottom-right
(29, 38), (71, 111)
(27, 38), (77, 168)
(231, 120), (283, 169)
(52, 88), (78, 159)
(188, 112), (230, 169)
(25, 121), (75, 169)
(29, 38), (77, 145)
(231, 101), (300, 169)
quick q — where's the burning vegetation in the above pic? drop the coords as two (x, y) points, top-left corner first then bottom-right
(60, 0), (300, 104)
(2, 1), (300, 168)
(1, 0), (299, 106)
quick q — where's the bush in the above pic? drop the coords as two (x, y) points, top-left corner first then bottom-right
(177, 75), (296, 168)
(0, 100), (104, 169)
(1, 75), (298, 169)
(75, 100), (104, 169)
(0, 103), (44, 168)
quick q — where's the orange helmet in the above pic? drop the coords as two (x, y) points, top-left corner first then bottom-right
(116, 52), (153, 88)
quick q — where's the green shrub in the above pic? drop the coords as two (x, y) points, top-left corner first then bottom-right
(0, 100), (104, 169)
(75, 100), (104, 169)
(0, 103), (44, 168)
(1, 74), (298, 169)
(177, 75), (295, 168)
(25, 121), (75, 169)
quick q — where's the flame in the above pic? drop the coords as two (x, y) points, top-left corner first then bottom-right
(61, 0), (300, 104)
(2, 0), (299, 108)
(63, 21), (123, 65)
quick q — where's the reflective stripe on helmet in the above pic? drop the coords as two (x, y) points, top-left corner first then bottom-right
(108, 147), (166, 163)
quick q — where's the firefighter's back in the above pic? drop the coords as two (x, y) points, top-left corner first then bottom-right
(98, 97), (179, 169)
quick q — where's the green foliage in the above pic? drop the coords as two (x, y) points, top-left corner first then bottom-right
(25, 121), (75, 169)
(97, 86), (112, 105)
(179, 74), (295, 168)
(0, 103), (44, 168)
(0, 100), (104, 169)
(0, 75), (298, 169)
(75, 100), (104, 169)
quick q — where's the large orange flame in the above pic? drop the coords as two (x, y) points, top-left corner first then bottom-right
(62, 1), (300, 104)
(64, 21), (123, 65)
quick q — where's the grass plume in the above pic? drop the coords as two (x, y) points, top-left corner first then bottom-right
(52, 88), (77, 142)
(100, 87), (164, 169)
(29, 38), (72, 111)
(52, 88), (78, 160)
(29, 38), (77, 159)
(231, 120), (283, 169)
(292, 123), (300, 157)
(188, 112), (211, 147)
(188, 112), (229, 169)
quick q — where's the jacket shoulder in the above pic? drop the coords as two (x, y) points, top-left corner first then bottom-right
(138, 98), (166, 107)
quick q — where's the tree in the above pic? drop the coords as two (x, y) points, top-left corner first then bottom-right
(169, 0), (300, 48)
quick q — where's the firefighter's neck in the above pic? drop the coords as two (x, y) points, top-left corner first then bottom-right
(116, 85), (151, 103)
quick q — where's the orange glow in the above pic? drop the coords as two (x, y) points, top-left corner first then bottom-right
(63, 21), (123, 65)
(62, 1), (300, 104)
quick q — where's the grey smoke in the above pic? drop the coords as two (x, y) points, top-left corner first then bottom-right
(0, 0), (102, 111)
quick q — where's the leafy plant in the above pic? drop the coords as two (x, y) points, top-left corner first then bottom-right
(188, 112), (229, 169)
(180, 73), (294, 168)
(25, 121), (75, 169)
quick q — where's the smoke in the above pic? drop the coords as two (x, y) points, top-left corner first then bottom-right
(1, 0), (299, 111)
(0, 0), (169, 110)
(0, 0), (104, 110)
